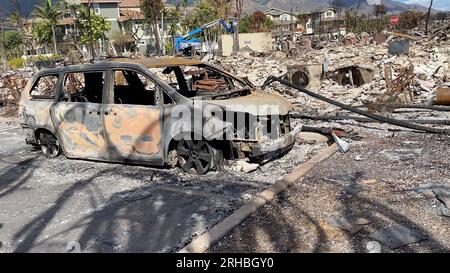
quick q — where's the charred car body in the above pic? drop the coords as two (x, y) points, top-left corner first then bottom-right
(19, 58), (299, 174)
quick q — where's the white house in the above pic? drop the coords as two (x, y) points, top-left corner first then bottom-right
(264, 7), (338, 36)
(264, 8), (295, 23)
(321, 8), (336, 20)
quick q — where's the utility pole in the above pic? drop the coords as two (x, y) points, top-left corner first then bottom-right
(87, 0), (96, 60)
(161, 9), (165, 55)
(425, 0), (433, 36)
(1, 19), (8, 71)
(290, 7), (294, 42)
(11, 0), (27, 59)
(233, 0), (243, 56)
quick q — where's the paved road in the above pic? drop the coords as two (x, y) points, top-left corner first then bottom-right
(0, 122), (319, 252)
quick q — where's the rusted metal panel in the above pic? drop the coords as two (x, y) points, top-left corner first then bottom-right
(436, 87), (450, 105)
(20, 101), (54, 132)
(103, 105), (162, 157)
(52, 103), (108, 159)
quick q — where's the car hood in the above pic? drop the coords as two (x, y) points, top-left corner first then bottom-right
(204, 91), (292, 115)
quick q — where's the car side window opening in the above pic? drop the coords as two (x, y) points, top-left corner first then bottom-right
(30, 74), (59, 99)
(63, 72), (105, 103)
(161, 65), (246, 98)
(113, 69), (173, 106)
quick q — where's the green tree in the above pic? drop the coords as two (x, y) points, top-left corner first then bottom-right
(166, 6), (182, 54)
(240, 11), (272, 33)
(110, 31), (133, 53)
(32, 21), (53, 47)
(4, 30), (22, 50)
(33, 0), (63, 54)
(8, 1), (28, 59)
(75, 6), (111, 46)
(8, 10), (23, 29)
(265, 17), (273, 30)
(192, 0), (217, 26)
(4, 30), (22, 58)
(209, 0), (232, 19)
(238, 15), (250, 33)
(141, 0), (164, 55)
(181, 0), (234, 50)
(1, 19), (7, 69)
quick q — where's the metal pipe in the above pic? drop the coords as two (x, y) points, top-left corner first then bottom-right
(291, 113), (450, 125)
(262, 75), (450, 135)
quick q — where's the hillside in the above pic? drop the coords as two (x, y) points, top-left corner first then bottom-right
(0, 0), (438, 19)
(0, 0), (41, 18)
(166, 0), (435, 13)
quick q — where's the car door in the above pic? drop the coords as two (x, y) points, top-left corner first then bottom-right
(102, 68), (164, 165)
(51, 70), (110, 160)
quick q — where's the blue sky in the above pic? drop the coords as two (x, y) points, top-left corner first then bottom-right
(396, 0), (450, 11)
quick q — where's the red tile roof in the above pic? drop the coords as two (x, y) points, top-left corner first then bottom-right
(119, 0), (141, 8)
(118, 9), (145, 22)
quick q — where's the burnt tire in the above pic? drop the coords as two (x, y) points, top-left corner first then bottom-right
(176, 139), (222, 175)
(38, 132), (61, 158)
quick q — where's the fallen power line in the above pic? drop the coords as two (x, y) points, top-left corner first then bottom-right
(291, 113), (450, 126)
(262, 76), (450, 135)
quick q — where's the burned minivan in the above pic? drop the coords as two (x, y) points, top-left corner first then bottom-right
(19, 58), (299, 174)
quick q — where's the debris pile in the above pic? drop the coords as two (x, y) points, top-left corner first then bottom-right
(0, 69), (33, 115)
(208, 31), (450, 134)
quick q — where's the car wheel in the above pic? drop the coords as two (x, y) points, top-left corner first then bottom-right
(38, 132), (61, 158)
(176, 139), (221, 175)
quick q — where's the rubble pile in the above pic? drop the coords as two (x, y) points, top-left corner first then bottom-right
(1, 27), (449, 126)
(0, 69), (33, 115)
(210, 36), (449, 119)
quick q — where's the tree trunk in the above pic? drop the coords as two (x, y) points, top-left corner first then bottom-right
(161, 12), (165, 55)
(152, 22), (162, 55)
(425, 0), (433, 36)
(233, 0), (242, 56)
(51, 25), (58, 54)
(1, 20), (9, 70)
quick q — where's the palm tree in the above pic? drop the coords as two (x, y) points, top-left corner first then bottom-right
(33, 0), (62, 54)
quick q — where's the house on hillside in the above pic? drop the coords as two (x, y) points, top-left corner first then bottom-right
(264, 7), (294, 23)
(309, 7), (337, 32)
(263, 7), (305, 37)
(79, 0), (122, 34)
(40, 0), (183, 55)
(264, 7), (339, 36)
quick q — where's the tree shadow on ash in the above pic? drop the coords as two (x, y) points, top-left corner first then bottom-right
(212, 191), (330, 253)
(0, 157), (38, 199)
(11, 163), (190, 252)
(11, 168), (114, 252)
(338, 181), (450, 253)
(75, 186), (209, 252)
(10, 162), (264, 252)
(213, 171), (450, 253)
(45, 170), (267, 253)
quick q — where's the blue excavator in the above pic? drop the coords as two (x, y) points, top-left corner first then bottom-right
(175, 19), (236, 54)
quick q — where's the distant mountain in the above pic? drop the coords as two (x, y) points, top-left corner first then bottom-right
(0, 0), (41, 18)
(0, 0), (441, 19)
(167, 0), (441, 13)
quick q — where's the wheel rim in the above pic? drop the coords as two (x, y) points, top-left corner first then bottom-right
(177, 140), (213, 175)
(40, 135), (60, 158)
